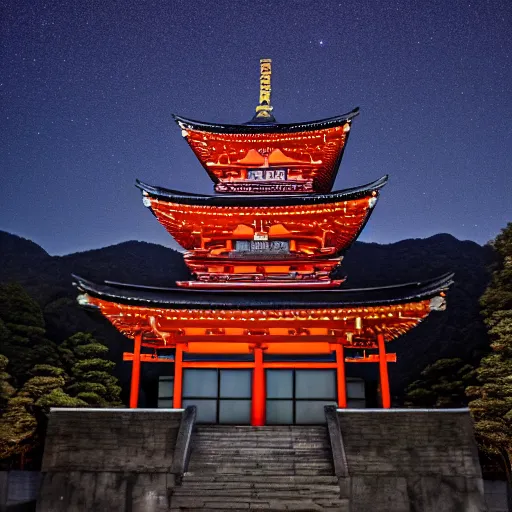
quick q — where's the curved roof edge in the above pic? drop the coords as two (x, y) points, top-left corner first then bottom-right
(135, 175), (388, 207)
(72, 272), (454, 310)
(172, 108), (360, 134)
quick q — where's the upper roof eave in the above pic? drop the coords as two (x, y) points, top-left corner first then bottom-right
(135, 175), (388, 207)
(72, 272), (454, 310)
(172, 108), (360, 135)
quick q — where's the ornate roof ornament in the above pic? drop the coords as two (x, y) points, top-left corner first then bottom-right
(252, 58), (275, 123)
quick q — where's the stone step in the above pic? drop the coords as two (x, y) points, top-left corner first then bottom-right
(194, 430), (328, 436)
(191, 442), (330, 446)
(189, 461), (333, 468)
(192, 430), (328, 433)
(173, 488), (343, 498)
(192, 438), (330, 445)
(174, 425), (343, 509)
(190, 450), (332, 457)
(190, 459), (332, 465)
(176, 482), (342, 492)
(170, 496), (349, 510)
(170, 506), (349, 511)
(193, 439), (330, 446)
(193, 436), (330, 442)
(187, 467), (334, 474)
(191, 446), (331, 451)
(189, 461), (332, 468)
(193, 438), (330, 444)
(194, 431), (328, 438)
(185, 470), (335, 476)
(192, 440), (330, 446)
(181, 475), (340, 484)
(190, 458), (333, 465)
(195, 426), (328, 431)
(185, 469), (334, 476)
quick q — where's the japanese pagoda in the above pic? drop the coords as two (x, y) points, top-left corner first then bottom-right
(74, 59), (453, 426)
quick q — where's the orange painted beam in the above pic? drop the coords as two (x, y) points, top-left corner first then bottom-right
(345, 354), (397, 363)
(181, 361), (339, 370)
(183, 361), (253, 369)
(175, 335), (340, 344)
(264, 362), (338, 369)
(377, 333), (391, 408)
(129, 332), (142, 408)
(177, 279), (344, 290)
(173, 345), (183, 409)
(123, 352), (174, 363)
(251, 347), (265, 426)
(335, 345), (347, 408)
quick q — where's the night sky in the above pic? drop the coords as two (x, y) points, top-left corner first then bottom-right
(2, 0), (511, 255)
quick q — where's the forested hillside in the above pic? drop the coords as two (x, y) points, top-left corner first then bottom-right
(0, 230), (494, 400)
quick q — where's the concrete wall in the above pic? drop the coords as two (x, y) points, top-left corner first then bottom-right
(337, 409), (486, 512)
(37, 409), (184, 512)
(0, 471), (41, 511)
(484, 480), (508, 512)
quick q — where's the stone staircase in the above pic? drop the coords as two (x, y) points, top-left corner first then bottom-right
(170, 425), (348, 511)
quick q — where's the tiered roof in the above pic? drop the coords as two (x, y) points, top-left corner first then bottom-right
(74, 58), (453, 352)
(136, 176), (387, 256)
(174, 109), (359, 194)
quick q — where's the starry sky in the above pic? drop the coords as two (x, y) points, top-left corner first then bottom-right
(2, 0), (511, 255)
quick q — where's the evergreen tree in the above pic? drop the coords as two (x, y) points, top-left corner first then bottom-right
(0, 364), (85, 464)
(405, 358), (476, 408)
(0, 354), (16, 415)
(0, 395), (37, 463)
(0, 283), (59, 385)
(60, 332), (122, 406)
(467, 223), (512, 484)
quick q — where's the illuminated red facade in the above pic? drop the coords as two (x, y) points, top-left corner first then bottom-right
(136, 176), (386, 288)
(174, 110), (357, 194)
(75, 59), (453, 425)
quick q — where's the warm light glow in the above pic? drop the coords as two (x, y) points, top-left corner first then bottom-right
(180, 124), (350, 193)
(147, 195), (373, 259)
(255, 58), (273, 118)
(83, 294), (433, 354)
(180, 256), (344, 288)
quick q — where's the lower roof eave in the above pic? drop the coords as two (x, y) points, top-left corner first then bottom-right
(135, 175), (389, 207)
(73, 273), (454, 311)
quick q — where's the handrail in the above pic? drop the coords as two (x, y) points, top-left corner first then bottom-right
(170, 406), (197, 484)
(324, 405), (349, 478)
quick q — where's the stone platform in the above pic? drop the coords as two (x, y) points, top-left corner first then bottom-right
(330, 408), (486, 512)
(36, 408), (486, 511)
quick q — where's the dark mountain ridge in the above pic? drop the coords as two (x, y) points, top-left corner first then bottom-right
(0, 230), (494, 401)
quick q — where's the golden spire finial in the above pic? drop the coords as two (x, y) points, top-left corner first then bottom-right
(254, 59), (274, 120)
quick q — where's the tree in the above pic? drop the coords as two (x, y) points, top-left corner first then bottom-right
(0, 283), (59, 386)
(405, 358), (476, 408)
(60, 332), (122, 406)
(0, 395), (38, 464)
(0, 354), (16, 415)
(0, 363), (85, 466)
(467, 223), (512, 487)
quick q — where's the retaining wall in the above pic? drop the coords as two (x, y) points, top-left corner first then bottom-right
(336, 409), (486, 512)
(37, 409), (185, 512)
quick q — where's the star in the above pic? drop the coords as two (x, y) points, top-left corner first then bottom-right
(319, 40), (324, 46)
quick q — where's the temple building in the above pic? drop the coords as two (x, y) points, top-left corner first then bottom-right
(74, 59), (453, 426)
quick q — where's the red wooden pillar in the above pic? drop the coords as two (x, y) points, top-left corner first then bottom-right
(129, 332), (142, 408)
(173, 345), (183, 409)
(251, 346), (265, 426)
(335, 345), (347, 408)
(377, 333), (391, 408)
